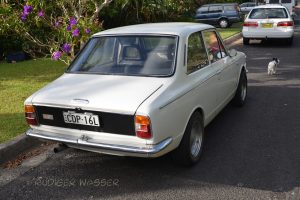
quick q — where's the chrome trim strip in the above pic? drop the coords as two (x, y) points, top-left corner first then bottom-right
(26, 129), (172, 155)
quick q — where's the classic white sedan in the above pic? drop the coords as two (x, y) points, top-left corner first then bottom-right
(25, 23), (247, 166)
(242, 4), (294, 45)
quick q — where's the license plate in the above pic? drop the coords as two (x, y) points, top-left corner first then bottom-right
(63, 112), (100, 127)
(262, 23), (273, 28)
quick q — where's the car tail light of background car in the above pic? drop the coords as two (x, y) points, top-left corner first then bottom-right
(243, 22), (258, 27)
(135, 115), (152, 139)
(25, 105), (39, 126)
(277, 21), (294, 27)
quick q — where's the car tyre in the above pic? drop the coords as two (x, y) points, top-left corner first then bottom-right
(243, 37), (250, 45)
(286, 37), (293, 45)
(219, 19), (229, 28)
(172, 111), (204, 166)
(232, 70), (247, 107)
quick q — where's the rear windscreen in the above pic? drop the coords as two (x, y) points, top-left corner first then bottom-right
(269, 0), (280, 3)
(249, 8), (288, 19)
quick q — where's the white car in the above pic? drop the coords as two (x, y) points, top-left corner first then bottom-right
(25, 23), (247, 166)
(242, 4), (294, 45)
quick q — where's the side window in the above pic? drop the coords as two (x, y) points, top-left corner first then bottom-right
(224, 5), (236, 11)
(187, 32), (209, 74)
(197, 6), (209, 14)
(203, 31), (228, 63)
(209, 6), (223, 13)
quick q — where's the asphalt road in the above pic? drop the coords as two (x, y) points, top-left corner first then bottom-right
(1, 13), (300, 200)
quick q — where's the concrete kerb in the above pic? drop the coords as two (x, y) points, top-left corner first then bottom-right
(224, 32), (242, 47)
(0, 133), (41, 165)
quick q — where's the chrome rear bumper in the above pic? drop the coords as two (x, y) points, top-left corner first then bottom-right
(26, 128), (172, 157)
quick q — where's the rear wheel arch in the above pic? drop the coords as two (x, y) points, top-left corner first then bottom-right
(181, 107), (205, 138)
(172, 108), (205, 166)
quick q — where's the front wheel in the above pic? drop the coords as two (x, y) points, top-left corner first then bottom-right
(172, 112), (204, 166)
(286, 37), (293, 45)
(219, 19), (229, 28)
(232, 70), (248, 107)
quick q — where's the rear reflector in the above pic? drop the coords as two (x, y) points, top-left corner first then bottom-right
(25, 105), (39, 126)
(135, 115), (152, 139)
(277, 21), (294, 27)
(243, 22), (258, 27)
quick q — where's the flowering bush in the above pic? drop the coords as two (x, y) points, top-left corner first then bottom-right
(1, 0), (113, 64)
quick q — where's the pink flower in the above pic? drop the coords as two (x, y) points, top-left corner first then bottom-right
(72, 28), (80, 37)
(23, 5), (32, 15)
(66, 25), (72, 31)
(69, 17), (77, 26)
(55, 21), (60, 27)
(62, 43), (71, 53)
(21, 13), (27, 22)
(85, 28), (91, 34)
(52, 51), (62, 60)
(38, 10), (45, 17)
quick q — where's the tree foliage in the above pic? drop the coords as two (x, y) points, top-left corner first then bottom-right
(0, 0), (113, 64)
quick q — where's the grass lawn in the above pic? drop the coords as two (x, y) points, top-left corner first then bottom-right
(0, 59), (66, 143)
(218, 22), (242, 39)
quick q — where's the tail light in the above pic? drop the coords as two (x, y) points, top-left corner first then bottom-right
(25, 105), (39, 126)
(277, 21), (294, 27)
(135, 115), (152, 139)
(243, 21), (258, 27)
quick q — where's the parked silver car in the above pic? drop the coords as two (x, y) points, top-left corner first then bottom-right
(25, 23), (247, 165)
(240, 2), (257, 14)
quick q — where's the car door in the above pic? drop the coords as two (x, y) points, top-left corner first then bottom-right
(195, 6), (209, 22)
(185, 31), (220, 123)
(202, 30), (238, 109)
(208, 5), (223, 22)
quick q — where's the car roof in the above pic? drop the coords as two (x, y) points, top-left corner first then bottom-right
(202, 3), (238, 7)
(253, 4), (287, 9)
(93, 23), (215, 37)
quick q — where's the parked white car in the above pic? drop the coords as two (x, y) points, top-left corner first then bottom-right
(242, 4), (294, 45)
(25, 23), (247, 166)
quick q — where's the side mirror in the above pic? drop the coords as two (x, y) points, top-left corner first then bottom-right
(216, 51), (226, 59)
(229, 49), (237, 57)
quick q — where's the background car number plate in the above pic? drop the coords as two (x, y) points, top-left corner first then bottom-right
(262, 23), (273, 28)
(63, 112), (100, 127)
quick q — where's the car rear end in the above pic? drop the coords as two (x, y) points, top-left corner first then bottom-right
(25, 34), (179, 158)
(243, 6), (294, 40)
